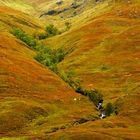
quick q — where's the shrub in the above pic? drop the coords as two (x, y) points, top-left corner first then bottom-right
(59, 70), (69, 83)
(45, 24), (60, 37)
(58, 70), (82, 92)
(34, 50), (52, 66)
(11, 28), (37, 49)
(59, 70), (81, 89)
(84, 89), (103, 105)
(11, 28), (68, 76)
(34, 52), (44, 62)
(49, 63), (59, 74)
(105, 102), (114, 116)
(54, 47), (66, 62)
(34, 46), (66, 73)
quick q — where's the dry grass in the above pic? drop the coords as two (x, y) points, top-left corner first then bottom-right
(0, 0), (140, 139)
(41, 2), (140, 139)
(0, 14), (95, 138)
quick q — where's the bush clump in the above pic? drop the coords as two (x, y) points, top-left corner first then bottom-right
(34, 45), (66, 73)
(10, 27), (69, 74)
(59, 70), (103, 105)
(84, 89), (103, 105)
(105, 102), (114, 116)
(45, 24), (60, 37)
(11, 28), (37, 49)
(59, 70), (81, 90)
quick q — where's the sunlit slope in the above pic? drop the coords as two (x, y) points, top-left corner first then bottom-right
(0, 0), (59, 14)
(47, 113), (140, 140)
(0, 0), (57, 13)
(46, 3), (140, 99)
(0, 0), (34, 13)
(0, 7), (95, 137)
(0, 6), (43, 33)
(45, 93), (140, 140)
(43, 3), (140, 139)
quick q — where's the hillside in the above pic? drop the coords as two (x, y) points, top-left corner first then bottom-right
(0, 0), (34, 13)
(0, 0), (140, 139)
(43, 1), (140, 139)
(0, 5), (96, 139)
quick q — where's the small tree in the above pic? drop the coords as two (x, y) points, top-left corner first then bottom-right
(53, 47), (66, 63)
(11, 28), (37, 49)
(105, 102), (114, 116)
(45, 24), (59, 36)
(34, 52), (44, 62)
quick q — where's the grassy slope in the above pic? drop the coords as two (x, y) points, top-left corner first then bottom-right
(0, 6), (95, 138)
(43, 2), (140, 139)
(0, 1), (140, 139)
(25, 0), (102, 29)
(0, 0), (34, 13)
(0, 6), (43, 33)
(0, 0), (66, 14)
